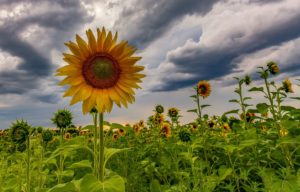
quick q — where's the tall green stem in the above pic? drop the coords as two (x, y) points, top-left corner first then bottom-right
(58, 128), (64, 184)
(26, 136), (30, 192)
(93, 113), (98, 177)
(196, 93), (202, 119)
(99, 113), (105, 182)
(238, 82), (247, 130)
(263, 77), (276, 120)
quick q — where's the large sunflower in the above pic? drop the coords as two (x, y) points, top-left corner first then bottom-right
(56, 27), (145, 114)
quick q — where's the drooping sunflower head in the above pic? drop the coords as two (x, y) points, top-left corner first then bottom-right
(56, 27), (145, 114)
(197, 80), (211, 98)
(282, 78), (294, 93)
(161, 122), (171, 138)
(51, 109), (73, 130)
(244, 75), (252, 86)
(267, 61), (280, 75)
(168, 107), (179, 118)
(42, 129), (53, 143)
(155, 104), (164, 114)
(10, 120), (31, 144)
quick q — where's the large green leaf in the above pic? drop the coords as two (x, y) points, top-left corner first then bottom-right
(79, 174), (125, 192)
(68, 160), (92, 169)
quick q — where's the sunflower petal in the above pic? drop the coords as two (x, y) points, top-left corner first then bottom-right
(63, 84), (82, 97)
(103, 32), (112, 52)
(109, 41), (128, 58)
(65, 41), (82, 57)
(76, 34), (90, 59)
(70, 84), (93, 105)
(86, 29), (97, 53)
(82, 90), (97, 114)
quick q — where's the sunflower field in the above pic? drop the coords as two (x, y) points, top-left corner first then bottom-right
(1, 28), (300, 192)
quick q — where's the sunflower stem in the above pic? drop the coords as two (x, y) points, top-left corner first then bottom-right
(26, 135), (30, 192)
(58, 128), (64, 184)
(93, 112), (98, 178)
(99, 112), (105, 182)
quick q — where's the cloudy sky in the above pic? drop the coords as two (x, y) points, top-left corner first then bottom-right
(0, 0), (300, 129)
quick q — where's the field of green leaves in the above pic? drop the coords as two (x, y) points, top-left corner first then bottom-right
(1, 62), (300, 192)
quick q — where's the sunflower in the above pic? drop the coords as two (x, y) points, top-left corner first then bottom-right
(56, 27), (145, 114)
(282, 78), (294, 93)
(161, 123), (171, 138)
(197, 80), (211, 98)
(267, 61), (280, 75)
(168, 107), (179, 118)
(64, 132), (71, 140)
(118, 128), (125, 136)
(133, 123), (140, 135)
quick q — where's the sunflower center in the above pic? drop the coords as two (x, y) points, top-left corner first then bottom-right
(82, 53), (121, 88)
(199, 85), (207, 93)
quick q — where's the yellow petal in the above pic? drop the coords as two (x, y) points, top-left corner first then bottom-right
(109, 41), (127, 58)
(63, 53), (82, 65)
(96, 89), (105, 113)
(82, 90), (97, 114)
(76, 34), (90, 59)
(107, 88), (121, 107)
(59, 75), (84, 86)
(64, 41), (82, 57)
(119, 57), (142, 66)
(63, 84), (82, 97)
(86, 29), (97, 53)
(56, 65), (80, 76)
(70, 84), (93, 105)
(118, 46), (136, 60)
(103, 32), (112, 52)
(110, 31), (118, 50)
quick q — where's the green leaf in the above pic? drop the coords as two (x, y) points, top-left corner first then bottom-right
(229, 99), (239, 103)
(47, 182), (77, 192)
(224, 109), (239, 115)
(79, 174), (125, 192)
(218, 166), (233, 181)
(187, 109), (198, 113)
(248, 87), (264, 92)
(256, 103), (269, 114)
(68, 160), (92, 169)
(201, 104), (211, 109)
(190, 95), (197, 99)
(150, 179), (161, 192)
(104, 148), (129, 167)
(281, 106), (296, 111)
(243, 97), (252, 101)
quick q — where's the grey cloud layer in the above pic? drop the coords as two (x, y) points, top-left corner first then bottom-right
(114, 0), (218, 48)
(0, 0), (93, 100)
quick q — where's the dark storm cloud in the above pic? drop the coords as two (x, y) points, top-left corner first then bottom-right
(115, 0), (218, 48)
(154, 8), (300, 91)
(0, 0), (93, 102)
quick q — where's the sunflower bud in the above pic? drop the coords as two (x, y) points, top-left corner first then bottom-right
(168, 107), (179, 118)
(244, 75), (252, 85)
(42, 130), (53, 143)
(178, 130), (191, 142)
(282, 78), (294, 93)
(51, 109), (73, 130)
(155, 104), (164, 114)
(10, 120), (30, 144)
(267, 61), (280, 75)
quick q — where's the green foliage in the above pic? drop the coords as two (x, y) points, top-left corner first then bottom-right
(51, 109), (73, 129)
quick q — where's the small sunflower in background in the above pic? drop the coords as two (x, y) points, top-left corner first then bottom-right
(197, 80), (211, 98)
(161, 122), (171, 138)
(118, 128), (125, 136)
(133, 123), (140, 135)
(64, 132), (71, 140)
(153, 113), (164, 126)
(282, 78), (294, 93)
(267, 61), (280, 75)
(56, 27), (145, 114)
(112, 133), (119, 141)
(155, 104), (164, 114)
(168, 107), (179, 118)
